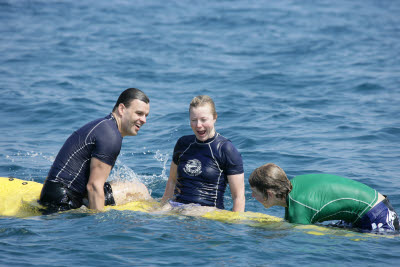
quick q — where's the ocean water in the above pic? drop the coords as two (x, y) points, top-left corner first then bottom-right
(1, 0), (400, 266)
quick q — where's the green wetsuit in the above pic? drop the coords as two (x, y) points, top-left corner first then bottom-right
(285, 174), (378, 225)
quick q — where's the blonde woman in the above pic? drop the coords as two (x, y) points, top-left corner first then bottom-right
(162, 95), (245, 212)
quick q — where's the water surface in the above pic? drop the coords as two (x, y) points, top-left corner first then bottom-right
(1, 0), (399, 266)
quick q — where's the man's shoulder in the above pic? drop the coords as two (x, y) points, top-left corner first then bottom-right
(78, 114), (121, 142)
(91, 114), (118, 131)
(77, 114), (113, 130)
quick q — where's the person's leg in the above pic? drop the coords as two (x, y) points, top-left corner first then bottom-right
(110, 180), (151, 205)
(378, 198), (399, 231)
(103, 182), (116, 206)
(160, 200), (217, 216)
(39, 179), (83, 213)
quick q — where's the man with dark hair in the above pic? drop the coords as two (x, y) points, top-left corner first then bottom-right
(39, 88), (150, 212)
(249, 163), (399, 232)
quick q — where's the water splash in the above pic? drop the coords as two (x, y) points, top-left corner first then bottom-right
(109, 162), (140, 182)
(110, 150), (170, 197)
(153, 149), (170, 180)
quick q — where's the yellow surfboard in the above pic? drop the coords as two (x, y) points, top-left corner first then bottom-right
(0, 177), (281, 224)
(0, 177), (391, 240)
(0, 177), (43, 217)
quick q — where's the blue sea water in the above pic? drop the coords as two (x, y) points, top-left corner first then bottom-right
(1, 0), (400, 266)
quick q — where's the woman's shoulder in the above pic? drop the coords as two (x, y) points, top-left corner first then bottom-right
(214, 132), (229, 144)
(176, 135), (197, 146)
(215, 133), (236, 147)
(214, 134), (241, 155)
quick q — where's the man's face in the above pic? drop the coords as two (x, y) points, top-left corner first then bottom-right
(119, 99), (150, 137)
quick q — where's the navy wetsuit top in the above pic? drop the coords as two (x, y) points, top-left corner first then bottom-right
(173, 133), (244, 209)
(47, 114), (122, 195)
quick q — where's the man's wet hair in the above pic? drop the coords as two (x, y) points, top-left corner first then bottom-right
(113, 88), (149, 111)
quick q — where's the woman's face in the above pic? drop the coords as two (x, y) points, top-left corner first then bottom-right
(189, 104), (216, 141)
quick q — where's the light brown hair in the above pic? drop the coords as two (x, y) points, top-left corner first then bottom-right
(189, 95), (217, 119)
(249, 163), (292, 199)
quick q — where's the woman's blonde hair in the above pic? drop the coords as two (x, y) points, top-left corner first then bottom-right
(189, 95), (217, 119)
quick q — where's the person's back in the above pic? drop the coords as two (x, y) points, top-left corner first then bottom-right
(249, 163), (399, 232)
(47, 114), (122, 195)
(39, 88), (150, 212)
(286, 174), (378, 225)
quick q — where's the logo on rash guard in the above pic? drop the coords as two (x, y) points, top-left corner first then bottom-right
(183, 159), (202, 176)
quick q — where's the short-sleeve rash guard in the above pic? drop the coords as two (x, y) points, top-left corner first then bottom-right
(172, 133), (243, 209)
(285, 174), (378, 225)
(47, 114), (122, 195)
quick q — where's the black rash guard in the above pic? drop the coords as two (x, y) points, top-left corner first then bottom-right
(46, 113), (122, 195)
(172, 133), (243, 209)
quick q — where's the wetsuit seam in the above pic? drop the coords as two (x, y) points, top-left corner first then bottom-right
(55, 142), (95, 188)
(55, 143), (91, 181)
(67, 157), (92, 188)
(56, 117), (111, 189)
(85, 116), (113, 144)
(289, 194), (319, 212)
(353, 190), (377, 224)
(318, 211), (359, 223)
(194, 133), (219, 145)
(178, 139), (196, 161)
(310, 197), (376, 223)
(208, 143), (223, 207)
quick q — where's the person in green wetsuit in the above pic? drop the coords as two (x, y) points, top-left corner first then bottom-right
(249, 163), (399, 232)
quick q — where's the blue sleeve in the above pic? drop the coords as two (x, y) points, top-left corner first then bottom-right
(91, 122), (122, 166)
(220, 141), (244, 175)
(172, 138), (183, 165)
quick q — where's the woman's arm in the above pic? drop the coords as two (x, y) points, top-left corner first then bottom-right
(161, 162), (178, 204)
(227, 173), (245, 212)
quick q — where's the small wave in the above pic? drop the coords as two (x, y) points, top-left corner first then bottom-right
(353, 83), (385, 93)
(318, 25), (356, 35)
(0, 227), (38, 237)
(380, 127), (400, 136)
(243, 72), (288, 87)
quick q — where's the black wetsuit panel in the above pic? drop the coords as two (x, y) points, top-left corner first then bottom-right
(39, 114), (122, 210)
(173, 133), (243, 209)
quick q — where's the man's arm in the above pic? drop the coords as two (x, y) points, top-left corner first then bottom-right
(161, 162), (178, 204)
(87, 157), (112, 211)
(228, 173), (245, 212)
